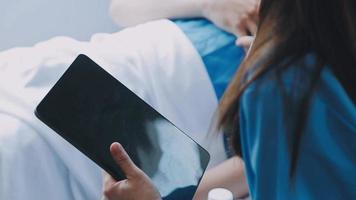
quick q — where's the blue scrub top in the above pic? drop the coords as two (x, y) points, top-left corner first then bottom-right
(240, 54), (356, 199)
(175, 19), (244, 100)
(175, 20), (355, 199)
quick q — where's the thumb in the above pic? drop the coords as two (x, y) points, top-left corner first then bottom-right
(110, 142), (141, 179)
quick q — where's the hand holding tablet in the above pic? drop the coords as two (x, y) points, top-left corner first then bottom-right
(35, 55), (210, 199)
(103, 142), (161, 200)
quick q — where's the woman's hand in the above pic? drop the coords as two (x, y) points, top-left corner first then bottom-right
(102, 142), (161, 200)
(202, 0), (260, 36)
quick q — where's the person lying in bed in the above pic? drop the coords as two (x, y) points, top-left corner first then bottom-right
(107, 0), (259, 199)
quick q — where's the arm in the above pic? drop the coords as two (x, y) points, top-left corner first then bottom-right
(109, 0), (204, 27)
(194, 156), (249, 200)
(109, 0), (259, 36)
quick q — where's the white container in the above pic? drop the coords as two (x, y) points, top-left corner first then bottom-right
(208, 188), (234, 200)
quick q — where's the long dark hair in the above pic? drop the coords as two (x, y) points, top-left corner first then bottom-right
(219, 0), (356, 178)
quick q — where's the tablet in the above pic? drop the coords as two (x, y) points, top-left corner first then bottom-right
(35, 54), (210, 199)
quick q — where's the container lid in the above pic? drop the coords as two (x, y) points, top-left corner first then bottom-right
(208, 188), (234, 200)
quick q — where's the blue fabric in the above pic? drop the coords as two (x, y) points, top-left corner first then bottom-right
(240, 54), (356, 199)
(175, 19), (245, 100)
(175, 19), (245, 159)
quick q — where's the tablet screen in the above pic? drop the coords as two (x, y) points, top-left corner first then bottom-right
(35, 55), (210, 199)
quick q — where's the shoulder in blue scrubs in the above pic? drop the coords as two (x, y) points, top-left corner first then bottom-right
(239, 54), (356, 199)
(170, 20), (355, 200)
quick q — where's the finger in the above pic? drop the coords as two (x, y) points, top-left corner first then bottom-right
(110, 142), (141, 179)
(103, 171), (117, 189)
(234, 25), (249, 37)
(103, 180), (123, 200)
(246, 20), (258, 36)
(236, 36), (255, 51)
(236, 36), (254, 46)
(102, 171), (122, 199)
